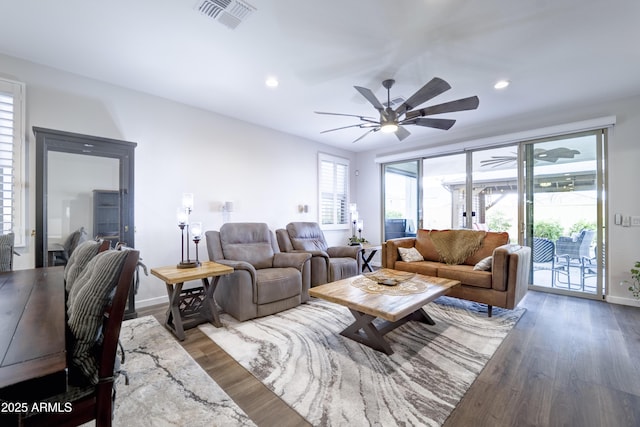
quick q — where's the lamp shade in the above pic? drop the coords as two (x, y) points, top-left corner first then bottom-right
(191, 222), (203, 239)
(182, 193), (194, 210)
(176, 207), (188, 225)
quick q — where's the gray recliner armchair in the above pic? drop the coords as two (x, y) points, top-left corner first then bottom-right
(276, 222), (361, 287)
(205, 223), (311, 321)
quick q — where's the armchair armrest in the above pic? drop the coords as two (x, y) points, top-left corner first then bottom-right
(292, 249), (329, 260)
(273, 252), (312, 271)
(382, 237), (417, 268)
(214, 259), (256, 282)
(327, 245), (360, 259)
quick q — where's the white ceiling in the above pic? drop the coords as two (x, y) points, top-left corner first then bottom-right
(1, 0), (639, 152)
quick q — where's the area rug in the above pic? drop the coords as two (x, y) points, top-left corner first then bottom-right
(199, 297), (525, 426)
(110, 316), (255, 427)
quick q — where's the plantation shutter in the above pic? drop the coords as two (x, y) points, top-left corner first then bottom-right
(0, 78), (25, 243)
(319, 153), (349, 228)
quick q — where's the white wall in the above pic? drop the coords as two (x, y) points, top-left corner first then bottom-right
(0, 53), (356, 307)
(3, 50), (640, 308)
(354, 94), (640, 307)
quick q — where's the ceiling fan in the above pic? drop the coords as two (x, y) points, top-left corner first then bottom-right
(480, 148), (581, 168)
(316, 77), (479, 143)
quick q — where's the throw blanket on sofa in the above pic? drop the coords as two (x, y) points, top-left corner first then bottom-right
(429, 229), (487, 265)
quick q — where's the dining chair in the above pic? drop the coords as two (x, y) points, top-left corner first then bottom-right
(0, 232), (18, 272)
(21, 248), (140, 427)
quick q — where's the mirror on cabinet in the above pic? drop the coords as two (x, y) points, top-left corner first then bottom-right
(34, 127), (137, 317)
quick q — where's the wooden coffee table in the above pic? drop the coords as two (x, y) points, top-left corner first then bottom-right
(309, 269), (460, 355)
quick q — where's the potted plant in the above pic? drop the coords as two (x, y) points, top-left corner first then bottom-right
(348, 236), (368, 246)
(623, 261), (640, 299)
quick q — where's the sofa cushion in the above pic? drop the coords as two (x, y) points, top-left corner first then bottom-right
(414, 229), (441, 261)
(437, 264), (493, 289)
(464, 232), (509, 265)
(398, 247), (424, 262)
(394, 260), (440, 277)
(220, 223), (275, 269)
(473, 256), (493, 271)
(255, 267), (300, 304)
(286, 222), (329, 252)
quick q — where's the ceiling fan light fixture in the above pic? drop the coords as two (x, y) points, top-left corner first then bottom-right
(381, 122), (398, 133)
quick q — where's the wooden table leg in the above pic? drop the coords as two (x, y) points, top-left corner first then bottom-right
(165, 282), (186, 341)
(340, 307), (437, 355)
(201, 276), (222, 328)
(341, 309), (394, 355)
(360, 249), (378, 272)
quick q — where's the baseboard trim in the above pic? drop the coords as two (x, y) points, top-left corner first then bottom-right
(137, 295), (169, 308)
(606, 295), (640, 307)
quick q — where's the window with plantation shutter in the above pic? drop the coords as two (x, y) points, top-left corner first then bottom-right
(318, 153), (349, 229)
(0, 78), (25, 246)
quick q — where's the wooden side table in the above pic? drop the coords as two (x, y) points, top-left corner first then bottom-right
(151, 261), (233, 341)
(360, 244), (382, 272)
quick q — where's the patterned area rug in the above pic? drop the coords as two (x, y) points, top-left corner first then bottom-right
(199, 297), (525, 426)
(111, 316), (254, 427)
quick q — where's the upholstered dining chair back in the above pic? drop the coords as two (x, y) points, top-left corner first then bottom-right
(21, 248), (140, 427)
(0, 232), (17, 272)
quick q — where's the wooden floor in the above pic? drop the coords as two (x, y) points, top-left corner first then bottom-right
(138, 291), (640, 427)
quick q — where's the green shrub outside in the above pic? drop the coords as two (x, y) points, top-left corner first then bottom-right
(568, 220), (596, 235)
(534, 220), (564, 241)
(487, 211), (512, 232)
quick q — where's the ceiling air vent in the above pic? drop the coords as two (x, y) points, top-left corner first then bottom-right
(195, 0), (256, 29)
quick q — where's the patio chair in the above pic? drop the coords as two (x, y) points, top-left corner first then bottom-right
(580, 245), (603, 292)
(555, 229), (595, 261)
(532, 237), (569, 287)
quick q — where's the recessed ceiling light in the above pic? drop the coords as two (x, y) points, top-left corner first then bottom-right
(494, 80), (510, 89)
(265, 76), (279, 88)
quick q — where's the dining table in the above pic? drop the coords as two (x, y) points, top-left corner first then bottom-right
(0, 266), (67, 400)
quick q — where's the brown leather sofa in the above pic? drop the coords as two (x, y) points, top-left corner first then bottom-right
(382, 229), (531, 316)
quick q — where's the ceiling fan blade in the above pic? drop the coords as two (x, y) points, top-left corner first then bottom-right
(412, 117), (457, 130)
(315, 111), (377, 121)
(395, 126), (411, 141)
(404, 96), (480, 120)
(321, 123), (379, 133)
(353, 128), (378, 143)
(395, 77), (451, 116)
(320, 123), (369, 134)
(354, 86), (385, 112)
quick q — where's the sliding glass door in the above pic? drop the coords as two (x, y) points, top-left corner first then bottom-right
(423, 154), (466, 229)
(382, 160), (420, 241)
(525, 131), (605, 298)
(472, 146), (520, 239)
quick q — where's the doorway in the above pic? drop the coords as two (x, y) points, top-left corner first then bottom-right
(525, 131), (605, 298)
